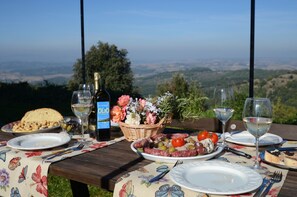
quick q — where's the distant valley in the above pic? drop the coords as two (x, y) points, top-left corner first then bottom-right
(1, 58), (297, 96)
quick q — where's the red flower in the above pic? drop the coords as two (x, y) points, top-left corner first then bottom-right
(118, 95), (130, 107)
(32, 165), (48, 196)
(25, 151), (42, 158)
(111, 106), (125, 123)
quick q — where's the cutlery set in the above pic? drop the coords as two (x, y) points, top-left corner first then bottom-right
(41, 143), (84, 161)
(224, 146), (252, 159)
(253, 171), (283, 197)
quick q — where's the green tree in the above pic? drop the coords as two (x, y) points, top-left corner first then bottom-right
(157, 73), (208, 119)
(68, 41), (136, 101)
(157, 73), (189, 98)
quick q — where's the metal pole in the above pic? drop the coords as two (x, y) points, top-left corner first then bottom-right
(249, 0), (255, 98)
(80, 0), (86, 84)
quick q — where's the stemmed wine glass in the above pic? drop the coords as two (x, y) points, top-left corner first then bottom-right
(71, 90), (93, 141)
(242, 98), (272, 172)
(213, 88), (235, 146)
(79, 83), (95, 95)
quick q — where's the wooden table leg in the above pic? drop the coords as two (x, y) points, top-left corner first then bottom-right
(70, 180), (90, 197)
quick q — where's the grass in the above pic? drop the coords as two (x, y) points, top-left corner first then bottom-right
(48, 175), (113, 197)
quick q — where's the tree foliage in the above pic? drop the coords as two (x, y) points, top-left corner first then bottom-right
(68, 41), (136, 101)
(157, 73), (208, 120)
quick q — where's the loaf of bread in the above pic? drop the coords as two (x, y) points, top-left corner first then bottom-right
(12, 108), (63, 132)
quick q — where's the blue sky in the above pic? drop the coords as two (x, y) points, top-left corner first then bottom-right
(0, 0), (296, 63)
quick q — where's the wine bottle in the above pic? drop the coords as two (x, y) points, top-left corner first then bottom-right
(94, 72), (111, 141)
(88, 75), (98, 134)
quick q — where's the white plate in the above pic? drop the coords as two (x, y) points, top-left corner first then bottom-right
(131, 141), (223, 163)
(1, 120), (60, 135)
(7, 132), (71, 150)
(225, 131), (283, 146)
(169, 160), (262, 195)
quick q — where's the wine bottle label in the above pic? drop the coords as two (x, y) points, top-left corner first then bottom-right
(96, 101), (110, 129)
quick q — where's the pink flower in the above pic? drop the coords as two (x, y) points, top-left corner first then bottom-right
(118, 95), (130, 107)
(111, 106), (125, 123)
(146, 112), (157, 124)
(138, 98), (146, 109)
(32, 165), (48, 196)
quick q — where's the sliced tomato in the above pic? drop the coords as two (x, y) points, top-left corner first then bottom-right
(208, 132), (219, 144)
(171, 137), (185, 147)
(197, 130), (209, 141)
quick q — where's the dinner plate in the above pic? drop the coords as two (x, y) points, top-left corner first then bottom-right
(1, 120), (60, 135)
(169, 160), (262, 195)
(224, 131), (283, 146)
(7, 132), (71, 150)
(259, 148), (297, 170)
(130, 140), (224, 163)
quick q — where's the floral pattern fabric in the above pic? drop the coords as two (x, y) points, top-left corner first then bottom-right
(0, 136), (125, 197)
(113, 141), (297, 197)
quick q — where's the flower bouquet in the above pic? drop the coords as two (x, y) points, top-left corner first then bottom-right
(111, 92), (174, 141)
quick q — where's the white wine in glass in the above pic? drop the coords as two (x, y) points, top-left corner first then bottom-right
(242, 98), (272, 173)
(71, 90), (93, 141)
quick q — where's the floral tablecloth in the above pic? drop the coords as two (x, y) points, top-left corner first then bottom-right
(113, 141), (297, 197)
(0, 133), (125, 197)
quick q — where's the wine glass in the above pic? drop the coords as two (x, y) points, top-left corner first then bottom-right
(79, 83), (95, 95)
(213, 88), (235, 146)
(71, 90), (93, 141)
(242, 98), (272, 172)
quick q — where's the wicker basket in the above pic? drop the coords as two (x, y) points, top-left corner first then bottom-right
(118, 116), (171, 141)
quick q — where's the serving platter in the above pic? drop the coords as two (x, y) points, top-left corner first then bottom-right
(224, 131), (283, 146)
(1, 120), (60, 135)
(7, 132), (71, 150)
(130, 140), (223, 163)
(169, 160), (262, 195)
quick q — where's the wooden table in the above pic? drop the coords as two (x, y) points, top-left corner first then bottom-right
(1, 119), (297, 197)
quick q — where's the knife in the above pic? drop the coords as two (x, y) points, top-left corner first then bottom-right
(41, 143), (84, 160)
(224, 146), (252, 159)
(253, 178), (269, 197)
(272, 147), (297, 152)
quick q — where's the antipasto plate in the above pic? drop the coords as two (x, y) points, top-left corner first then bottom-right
(130, 133), (223, 163)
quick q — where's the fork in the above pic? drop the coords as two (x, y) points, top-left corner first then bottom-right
(42, 143), (84, 160)
(260, 171), (283, 197)
(149, 160), (183, 183)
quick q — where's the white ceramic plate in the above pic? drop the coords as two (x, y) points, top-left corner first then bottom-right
(7, 133), (71, 150)
(131, 141), (223, 163)
(169, 160), (262, 195)
(1, 120), (60, 135)
(224, 131), (283, 146)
